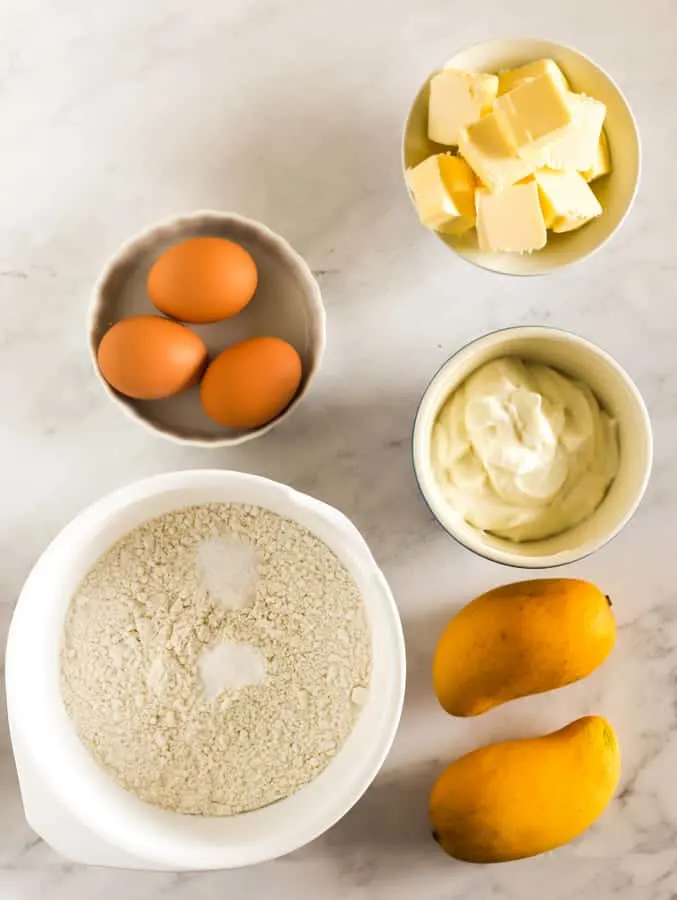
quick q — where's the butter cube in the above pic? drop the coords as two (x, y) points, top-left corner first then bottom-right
(498, 58), (570, 96)
(458, 113), (534, 191)
(581, 129), (611, 182)
(522, 93), (606, 171)
(476, 180), (547, 253)
(535, 168), (603, 232)
(493, 72), (574, 156)
(406, 154), (477, 234)
(428, 69), (499, 145)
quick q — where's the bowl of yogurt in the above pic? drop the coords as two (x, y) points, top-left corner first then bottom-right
(412, 327), (652, 567)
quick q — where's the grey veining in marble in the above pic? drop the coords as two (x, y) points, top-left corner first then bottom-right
(2, 0), (677, 896)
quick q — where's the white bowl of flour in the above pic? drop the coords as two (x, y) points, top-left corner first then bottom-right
(6, 470), (405, 869)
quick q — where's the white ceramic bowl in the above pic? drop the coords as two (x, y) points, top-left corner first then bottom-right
(402, 38), (641, 275)
(6, 470), (405, 869)
(89, 211), (326, 446)
(412, 327), (653, 567)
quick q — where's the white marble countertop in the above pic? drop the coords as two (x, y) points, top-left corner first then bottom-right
(2, 0), (677, 896)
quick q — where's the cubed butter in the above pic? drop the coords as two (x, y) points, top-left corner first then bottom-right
(458, 113), (534, 191)
(581, 129), (611, 182)
(497, 58), (569, 96)
(428, 69), (499, 145)
(535, 168), (603, 232)
(406, 154), (477, 234)
(493, 71), (573, 155)
(522, 92), (606, 171)
(476, 179), (547, 253)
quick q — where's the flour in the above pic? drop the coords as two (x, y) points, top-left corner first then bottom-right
(60, 503), (371, 816)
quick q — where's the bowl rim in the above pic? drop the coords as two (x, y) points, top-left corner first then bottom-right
(401, 36), (643, 277)
(6, 469), (406, 868)
(412, 325), (654, 568)
(87, 210), (327, 447)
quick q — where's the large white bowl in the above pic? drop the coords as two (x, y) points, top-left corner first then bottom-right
(402, 38), (641, 275)
(6, 470), (405, 869)
(412, 327), (653, 567)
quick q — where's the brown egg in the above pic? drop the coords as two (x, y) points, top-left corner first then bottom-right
(97, 316), (207, 400)
(200, 337), (302, 429)
(147, 236), (258, 324)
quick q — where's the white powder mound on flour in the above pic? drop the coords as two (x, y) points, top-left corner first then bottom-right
(60, 503), (371, 816)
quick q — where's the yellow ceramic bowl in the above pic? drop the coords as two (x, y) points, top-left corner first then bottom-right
(402, 38), (641, 275)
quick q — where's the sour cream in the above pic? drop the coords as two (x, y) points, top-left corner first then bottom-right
(431, 358), (619, 542)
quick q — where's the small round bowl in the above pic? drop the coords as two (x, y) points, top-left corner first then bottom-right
(402, 38), (641, 276)
(6, 470), (405, 869)
(89, 211), (326, 446)
(412, 327), (652, 568)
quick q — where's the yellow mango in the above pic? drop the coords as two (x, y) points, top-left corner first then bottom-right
(430, 715), (621, 862)
(433, 579), (615, 716)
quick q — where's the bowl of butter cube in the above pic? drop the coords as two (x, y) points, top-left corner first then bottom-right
(403, 38), (640, 275)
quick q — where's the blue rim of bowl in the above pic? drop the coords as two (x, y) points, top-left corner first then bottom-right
(410, 325), (653, 569)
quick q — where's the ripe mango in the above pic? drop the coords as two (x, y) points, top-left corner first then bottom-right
(433, 579), (615, 716)
(430, 715), (621, 862)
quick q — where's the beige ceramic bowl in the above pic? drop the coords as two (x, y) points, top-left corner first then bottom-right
(402, 38), (641, 275)
(89, 211), (326, 446)
(412, 327), (653, 567)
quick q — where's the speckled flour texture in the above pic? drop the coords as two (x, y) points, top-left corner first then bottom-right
(60, 503), (371, 816)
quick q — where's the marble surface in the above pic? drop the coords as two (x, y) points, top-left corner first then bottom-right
(2, 0), (676, 896)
